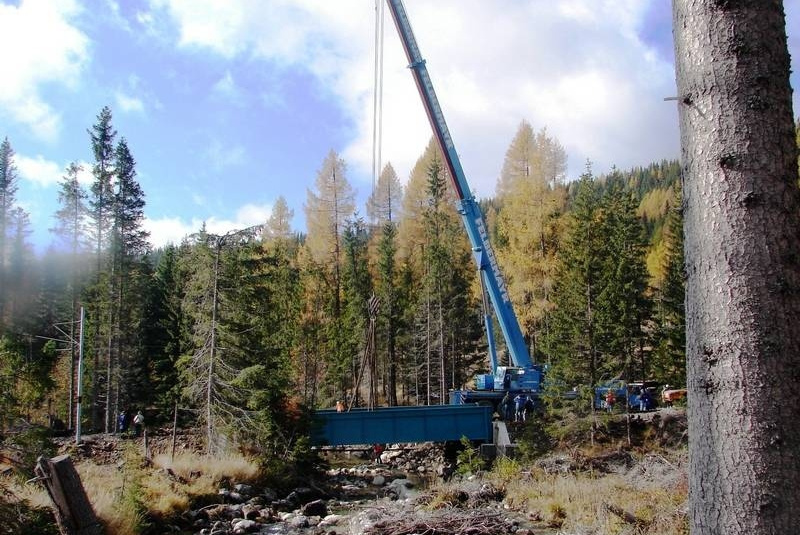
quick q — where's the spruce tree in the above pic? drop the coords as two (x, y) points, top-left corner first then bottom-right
(376, 221), (399, 405)
(179, 226), (263, 453)
(111, 137), (151, 416)
(673, 1), (800, 530)
(50, 162), (90, 428)
(341, 216), (373, 406)
(0, 138), (19, 331)
(544, 172), (603, 388)
(144, 246), (183, 415)
(594, 182), (652, 381)
(89, 106), (117, 259)
(5, 207), (36, 333)
(87, 106), (117, 429)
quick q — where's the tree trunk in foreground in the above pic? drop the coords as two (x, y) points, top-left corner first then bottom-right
(672, 1), (800, 533)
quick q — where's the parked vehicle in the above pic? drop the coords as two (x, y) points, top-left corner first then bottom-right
(661, 386), (688, 406)
(594, 380), (660, 411)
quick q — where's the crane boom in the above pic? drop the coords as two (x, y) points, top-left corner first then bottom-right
(385, 0), (533, 372)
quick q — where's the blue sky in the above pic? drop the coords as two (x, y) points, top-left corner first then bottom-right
(2, 0), (799, 252)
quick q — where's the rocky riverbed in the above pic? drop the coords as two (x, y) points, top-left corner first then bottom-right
(161, 443), (536, 535)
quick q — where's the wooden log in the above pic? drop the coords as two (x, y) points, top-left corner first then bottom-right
(35, 455), (103, 535)
(604, 502), (649, 527)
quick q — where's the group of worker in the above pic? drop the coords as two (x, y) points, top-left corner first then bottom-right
(500, 392), (535, 422)
(117, 409), (146, 437)
(603, 387), (654, 412)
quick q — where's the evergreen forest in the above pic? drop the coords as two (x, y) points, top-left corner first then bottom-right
(5, 108), (792, 455)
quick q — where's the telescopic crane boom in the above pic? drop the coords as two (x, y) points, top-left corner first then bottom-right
(386, 0), (544, 398)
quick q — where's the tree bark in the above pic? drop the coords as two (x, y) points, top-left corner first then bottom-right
(672, 1), (800, 533)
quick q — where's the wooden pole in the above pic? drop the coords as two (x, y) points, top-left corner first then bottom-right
(171, 399), (178, 462)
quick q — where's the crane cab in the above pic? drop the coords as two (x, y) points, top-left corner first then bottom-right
(495, 365), (545, 392)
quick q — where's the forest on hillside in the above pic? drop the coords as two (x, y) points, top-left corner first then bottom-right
(7, 106), (791, 455)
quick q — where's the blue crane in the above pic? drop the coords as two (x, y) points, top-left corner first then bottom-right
(385, 0), (545, 405)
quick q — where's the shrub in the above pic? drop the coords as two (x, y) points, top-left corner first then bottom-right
(2, 426), (56, 480)
(491, 455), (520, 481)
(455, 436), (484, 476)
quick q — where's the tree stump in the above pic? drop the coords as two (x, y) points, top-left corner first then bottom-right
(34, 455), (103, 535)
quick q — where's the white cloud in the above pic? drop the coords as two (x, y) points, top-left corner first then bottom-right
(0, 0), (89, 141)
(75, 162), (94, 185)
(17, 154), (64, 187)
(17, 155), (94, 188)
(145, 1), (800, 197)
(145, 202), (273, 248)
(144, 216), (197, 248)
(235, 203), (272, 226)
(115, 91), (145, 113)
(147, 0), (680, 195)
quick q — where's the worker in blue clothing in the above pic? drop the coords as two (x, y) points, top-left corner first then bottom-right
(117, 410), (129, 434)
(523, 396), (535, 421)
(513, 393), (526, 422)
(639, 388), (653, 412)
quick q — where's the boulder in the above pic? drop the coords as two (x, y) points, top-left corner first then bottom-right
(231, 518), (257, 534)
(319, 513), (345, 527)
(287, 514), (309, 529)
(301, 499), (327, 518)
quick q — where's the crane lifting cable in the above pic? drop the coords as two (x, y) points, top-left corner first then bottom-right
(370, 0), (385, 217)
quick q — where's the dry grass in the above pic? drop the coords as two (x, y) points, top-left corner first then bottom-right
(71, 448), (261, 535)
(153, 450), (260, 484)
(492, 457), (689, 535)
(3, 476), (51, 509)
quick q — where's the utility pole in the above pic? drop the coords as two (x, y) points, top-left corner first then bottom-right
(76, 307), (85, 445)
